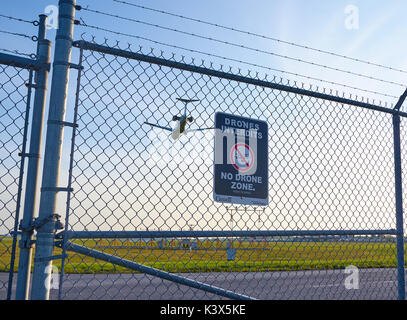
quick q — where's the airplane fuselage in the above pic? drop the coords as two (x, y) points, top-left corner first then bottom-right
(172, 116), (187, 140)
(145, 98), (201, 140)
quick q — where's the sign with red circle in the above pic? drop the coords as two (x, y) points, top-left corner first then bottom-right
(213, 112), (268, 206)
(230, 143), (254, 173)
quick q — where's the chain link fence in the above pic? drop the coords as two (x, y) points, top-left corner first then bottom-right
(54, 38), (405, 300)
(0, 2), (404, 301)
(0, 62), (32, 299)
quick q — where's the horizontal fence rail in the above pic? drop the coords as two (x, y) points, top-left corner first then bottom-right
(0, 52), (49, 71)
(59, 229), (398, 239)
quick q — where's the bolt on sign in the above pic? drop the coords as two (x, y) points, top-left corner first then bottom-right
(213, 112), (268, 206)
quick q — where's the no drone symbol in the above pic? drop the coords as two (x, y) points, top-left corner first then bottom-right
(230, 143), (254, 173)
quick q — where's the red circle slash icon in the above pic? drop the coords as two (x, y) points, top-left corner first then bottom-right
(230, 143), (254, 172)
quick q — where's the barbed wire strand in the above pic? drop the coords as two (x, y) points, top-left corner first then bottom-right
(112, 0), (407, 76)
(0, 29), (37, 41)
(77, 22), (397, 100)
(0, 47), (36, 59)
(79, 7), (406, 89)
(0, 13), (38, 25)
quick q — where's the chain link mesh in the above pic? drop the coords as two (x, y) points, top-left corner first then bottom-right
(0, 63), (31, 299)
(57, 38), (405, 300)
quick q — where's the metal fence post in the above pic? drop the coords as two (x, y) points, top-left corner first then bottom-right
(14, 15), (51, 300)
(393, 114), (406, 300)
(30, 0), (76, 300)
(393, 89), (407, 300)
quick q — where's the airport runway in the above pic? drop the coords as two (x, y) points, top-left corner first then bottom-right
(2, 268), (403, 300)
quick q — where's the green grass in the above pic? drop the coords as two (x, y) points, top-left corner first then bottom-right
(1, 237), (405, 274)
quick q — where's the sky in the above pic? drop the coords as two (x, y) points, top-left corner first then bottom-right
(2, 0), (407, 102)
(2, 0), (407, 234)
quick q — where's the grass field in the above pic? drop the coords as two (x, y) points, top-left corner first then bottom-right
(1, 237), (406, 274)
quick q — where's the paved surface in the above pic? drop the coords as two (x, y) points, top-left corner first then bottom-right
(1, 268), (403, 300)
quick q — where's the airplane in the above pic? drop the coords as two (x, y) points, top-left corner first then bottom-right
(144, 98), (213, 140)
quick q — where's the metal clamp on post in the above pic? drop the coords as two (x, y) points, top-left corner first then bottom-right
(17, 214), (64, 249)
(53, 60), (84, 70)
(19, 214), (65, 233)
(18, 238), (35, 249)
(34, 254), (68, 263)
(25, 82), (47, 90)
(25, 82), (39, 89)
(16, 220), (36, 249)
(72, 41), (82, 48)
(47, 119), (79, 128)
(41, 186), (74, 193)
(18, 152), (40, 159)
(33, 213), (64, 232)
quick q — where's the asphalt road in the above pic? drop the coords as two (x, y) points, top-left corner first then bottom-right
(1, 268), (403, 300)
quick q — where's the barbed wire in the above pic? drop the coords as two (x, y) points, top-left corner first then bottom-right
(77, 22), (397, 100)
(112, 0), (407, 76)
(79, 6), (406, 89)
(0, 47), (37, 59)
(0, 13), (39, 25)
(0, 29), (37, 41)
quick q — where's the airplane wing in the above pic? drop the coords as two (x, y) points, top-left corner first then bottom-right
(144, 122), (172, 132)
(186, 127), (214, 132)
(176, 98), (200, 103)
